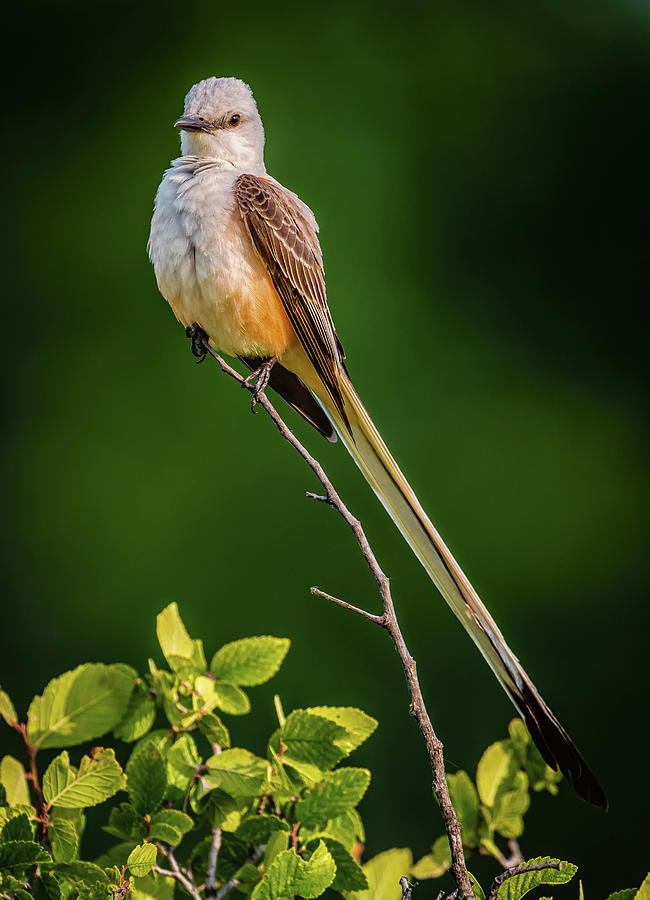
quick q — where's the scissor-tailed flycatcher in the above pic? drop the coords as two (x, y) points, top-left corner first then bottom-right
(148, 77), (606, 808)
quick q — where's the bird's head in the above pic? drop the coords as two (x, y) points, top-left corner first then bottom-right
(174, 77), (265, 170)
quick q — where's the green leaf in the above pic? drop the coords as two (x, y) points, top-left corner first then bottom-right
(43, 748), (125, 809)
(0, 688), (18, 727)
(211, 637), (290, 687)
(306, 837), (368, 891)
(156, 603), (205, 677)
(306, 707), (378, 755)
(131, 871), (176, 900)
(236, 814), (289, 845)
(114, 683), (157, 743)
(496, 857), (577, 899)
(127, 843), (158, 878)
(476, 741), (515, 808)
(203, 748), (268, 797)
(27, 664), (136, 750)
(263, 829), (289, 868)
(252, 840), (336, 900)
(149, 809), (194, 844)
(201, 790), (248, 832)
(126, 747), (167, 816)
(0, 840), (51, 868)
(49, 818), (79, 863)
(468, 871), (486, 900)
(1, 813), (33, 842)
(411, 835), (451, 879)
(197, 712), (231, 749)
(278, 710), (348, 771)
(0, 756), (31, 806)
(344, 847), (413, 900)
(606, 892), (637, 900)
(636, 874), (650, 900)
(212, 682), (250, 716)
(103, 802), (147, 842)
(491, 771), (530, 839)
(166, 734), (200, 797)
(296, 768), (371, 826)
(447, 770), (480, 846)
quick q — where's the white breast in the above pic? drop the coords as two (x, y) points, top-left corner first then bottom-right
(148, 158), (287, 357)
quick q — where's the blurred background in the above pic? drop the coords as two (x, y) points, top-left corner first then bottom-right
(2, 0), (649, 893)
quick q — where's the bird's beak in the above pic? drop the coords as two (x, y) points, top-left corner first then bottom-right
(173, 115), (214, 133)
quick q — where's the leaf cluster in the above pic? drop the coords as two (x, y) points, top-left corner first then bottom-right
(1, 608), (647, 900)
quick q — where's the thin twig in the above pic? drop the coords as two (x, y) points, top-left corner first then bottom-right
(486, 861), (562, 900)
(204, 825), (222, 898)
(400, 875), (413, 898)
(197, 334), (474, 898)
(310, 588), (384, 624)
(155, 846), (202, 900)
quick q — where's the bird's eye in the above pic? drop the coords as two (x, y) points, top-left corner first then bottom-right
(229, 114), (241, 127)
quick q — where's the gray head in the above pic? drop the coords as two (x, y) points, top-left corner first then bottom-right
(174, 77), (265, 170)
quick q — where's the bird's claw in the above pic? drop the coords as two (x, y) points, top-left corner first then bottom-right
(242, 357), (277, 411)
(185, 323), (209, 363)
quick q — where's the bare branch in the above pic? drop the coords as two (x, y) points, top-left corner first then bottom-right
(197, 332), (474, 899)
(486, 861), (562, 900)
(155, 846), (202, 900)
(204, 825), (222, 898)
(311, 587), (384, 625)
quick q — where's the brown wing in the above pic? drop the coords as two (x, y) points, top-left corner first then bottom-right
(235, 173), (349, 427)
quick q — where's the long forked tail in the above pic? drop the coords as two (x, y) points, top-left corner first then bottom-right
(318, 371), (606, 808)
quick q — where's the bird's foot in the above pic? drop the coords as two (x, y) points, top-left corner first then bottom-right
(242, 357), (277, 410)
(185, 323), (209, 363)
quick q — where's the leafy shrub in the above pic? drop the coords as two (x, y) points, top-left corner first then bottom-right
(0, 604), (647, 900)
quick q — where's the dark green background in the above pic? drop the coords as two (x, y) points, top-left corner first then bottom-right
(3, 0), (648, 894)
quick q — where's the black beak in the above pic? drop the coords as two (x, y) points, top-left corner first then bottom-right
(173, 115), (214, 133)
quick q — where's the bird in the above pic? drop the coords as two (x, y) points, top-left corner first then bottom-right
(148, 76), (606, 809)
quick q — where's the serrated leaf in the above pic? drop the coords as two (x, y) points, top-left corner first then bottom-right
(0, 688), (18, 727)
(0, 756), (30, 806)
(306, 707), (378, 755)
(606, 891), (637, 900)
(43, 748), (125, 809)
(210, 637), (290, 686)
(411, 835), (451, 878)
(49, 818), (79, 863)
(253, 840), (336, 900)
(344, 847), (413, 900)
(297, 768), (371, 826)
(27, 664), (135, 750)
(203, 748), (268, 797)
(200, 789), (247, 831)
(476, 741), (515, 808)
(306, 837), (368, 891)
(278, 710), (347, 772)
(126, 747), (167, 816)
(496, 857), (577, 899)
(114, 684), (157, 743)
(447, 771), (480, 846)
(127, 842), (158, 878)
(149, 809), (193, 844)
(0, 840), (51, 868)
(1, 813), (33, 842)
